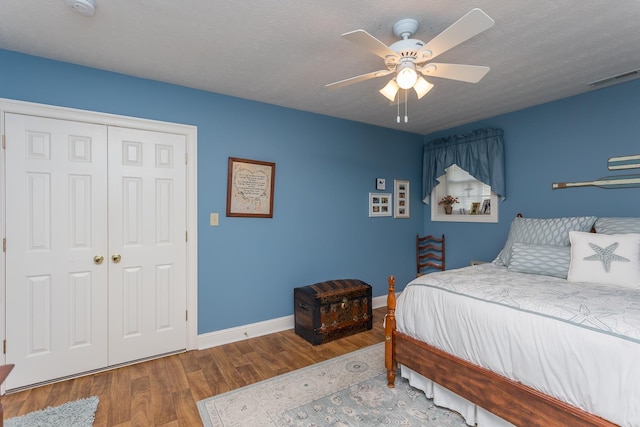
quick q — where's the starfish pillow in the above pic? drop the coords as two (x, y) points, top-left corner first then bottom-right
(567, 231), (640, 288)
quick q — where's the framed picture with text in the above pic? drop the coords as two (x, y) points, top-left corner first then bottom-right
(226, 157), (275, 218)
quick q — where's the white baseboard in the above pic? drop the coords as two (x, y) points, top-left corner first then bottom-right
(197, 294), (391, 350)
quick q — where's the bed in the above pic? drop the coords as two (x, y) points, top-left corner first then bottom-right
(385, 216), (640, 427)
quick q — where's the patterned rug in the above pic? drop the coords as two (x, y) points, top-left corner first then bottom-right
(198, 343), (467, 426)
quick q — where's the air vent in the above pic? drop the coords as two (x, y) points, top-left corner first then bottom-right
(588, 69), (640, 88)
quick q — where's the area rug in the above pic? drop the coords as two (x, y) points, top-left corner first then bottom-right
(5, 396), (99, 427)
(198, 343), (467, 426)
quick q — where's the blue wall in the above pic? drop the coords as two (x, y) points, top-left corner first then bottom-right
(422, 79), (640, 269)
(2, 49), (639, 334)
(0, 50), (424, 334)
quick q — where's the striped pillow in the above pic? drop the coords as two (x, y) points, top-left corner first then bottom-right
(594, 217), (640, 234)
(496, 216), (596, 266)
(508, 243), (570, 278)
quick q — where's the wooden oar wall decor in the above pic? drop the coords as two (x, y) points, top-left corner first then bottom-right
(608, 154), (640, 171)
(552, 154), (640, 190)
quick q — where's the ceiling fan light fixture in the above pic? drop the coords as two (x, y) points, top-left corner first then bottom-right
(379, 79), (399, 102)
(396, 62), (418, 90)
(413, 77), (434, 99)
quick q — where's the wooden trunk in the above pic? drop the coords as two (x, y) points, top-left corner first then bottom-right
(294, 279), (372, 345)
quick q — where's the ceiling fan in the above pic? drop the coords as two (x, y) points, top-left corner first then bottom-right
(326, 9), (495, 105)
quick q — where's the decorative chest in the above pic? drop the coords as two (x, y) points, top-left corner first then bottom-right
(294, 279), (372, 345)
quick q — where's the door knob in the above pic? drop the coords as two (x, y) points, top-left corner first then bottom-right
(111, 253), (122, 263)
(93, 255), (104, 265)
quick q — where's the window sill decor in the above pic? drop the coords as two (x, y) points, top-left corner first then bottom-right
(431, 191), (498, 223)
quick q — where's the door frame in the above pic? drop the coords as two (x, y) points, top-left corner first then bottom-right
(0, 98), (199, 356)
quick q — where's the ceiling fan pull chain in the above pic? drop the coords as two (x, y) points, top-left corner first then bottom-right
(404, 89), (409, 123)
(396, 90), (401, 123)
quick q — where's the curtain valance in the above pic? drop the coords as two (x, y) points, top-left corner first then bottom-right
(422, 128), (505, 204)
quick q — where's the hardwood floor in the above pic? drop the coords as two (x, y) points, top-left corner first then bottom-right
(2, 307), (386, 426)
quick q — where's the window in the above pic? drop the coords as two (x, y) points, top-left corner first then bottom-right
(431, 164), (498, 223)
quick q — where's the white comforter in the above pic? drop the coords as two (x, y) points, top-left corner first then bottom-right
(396, 263), (640, 427)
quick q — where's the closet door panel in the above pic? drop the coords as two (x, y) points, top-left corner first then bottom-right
(4, 113), (109, 390)
(107, 126), (187, 365)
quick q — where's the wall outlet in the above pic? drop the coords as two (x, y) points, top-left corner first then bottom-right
(210, 213), (219, 226)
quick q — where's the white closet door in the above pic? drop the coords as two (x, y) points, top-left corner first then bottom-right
(4, 113), (189, 390)
(107, 126), (187, 365)
(4, 113), (109, 389)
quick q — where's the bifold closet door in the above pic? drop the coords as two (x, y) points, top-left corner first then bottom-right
(4, 114), (188, 390)
(106, 126), (187, 365)
(4, 113), (110, 389)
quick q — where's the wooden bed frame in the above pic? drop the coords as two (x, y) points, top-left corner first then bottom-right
(384, 275), (616, 427)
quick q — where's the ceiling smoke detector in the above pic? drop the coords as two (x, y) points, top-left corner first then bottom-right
(65, 0), (96, 16)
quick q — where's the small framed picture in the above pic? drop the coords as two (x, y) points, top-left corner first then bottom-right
(369, 193), (392, 217)
(393, 180), (410, 218)
(481, 199), (491, 215)
(376, 178), (386, 190)
(469, 202), (481, 215)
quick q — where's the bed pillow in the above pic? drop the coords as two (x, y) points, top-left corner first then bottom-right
(496, 216), (597, 266)
(508, 243), (571, 278)
(594, 217), (640, 234)
(567, 231), (640, 288)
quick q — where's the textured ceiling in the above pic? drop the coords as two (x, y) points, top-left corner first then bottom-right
(1, 1), (639, 135)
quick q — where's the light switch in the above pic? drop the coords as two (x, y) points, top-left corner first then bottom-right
(210, 213), (219, 226)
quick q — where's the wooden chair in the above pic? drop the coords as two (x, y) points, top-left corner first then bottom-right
(416, 234), (445, 276)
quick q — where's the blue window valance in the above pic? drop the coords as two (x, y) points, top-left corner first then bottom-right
(422, 128), (505, 204)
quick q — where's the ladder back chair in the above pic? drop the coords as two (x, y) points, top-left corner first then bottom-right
(416, 234), (445, 276)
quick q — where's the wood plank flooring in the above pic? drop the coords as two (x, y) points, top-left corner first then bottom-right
(2, 307), (386, 426)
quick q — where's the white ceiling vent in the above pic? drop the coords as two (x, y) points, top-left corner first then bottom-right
(588, 69), (640, 89)
(65, 0), (96, 16)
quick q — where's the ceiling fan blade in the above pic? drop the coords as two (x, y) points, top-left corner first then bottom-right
(418, 63), (490, 83)
(342, 30), (399, 60)
(416, 8), (494, 62)
(325, 69), (394, 89)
